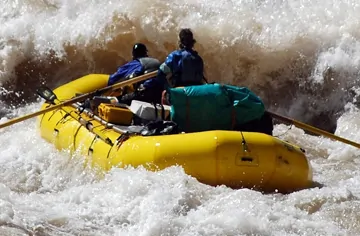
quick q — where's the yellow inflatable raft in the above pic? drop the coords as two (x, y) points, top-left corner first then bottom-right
(37, 74), (313, 193)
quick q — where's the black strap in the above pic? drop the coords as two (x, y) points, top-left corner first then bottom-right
(160, 104), (165, 120)
(203, 76), (209, 84)
(152, 103), (166, 120)
(153, 102), (158, 119)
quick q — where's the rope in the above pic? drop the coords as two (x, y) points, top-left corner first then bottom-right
(273, 124), (294, 138)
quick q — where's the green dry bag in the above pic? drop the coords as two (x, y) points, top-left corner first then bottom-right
(168, 83), (265, 132)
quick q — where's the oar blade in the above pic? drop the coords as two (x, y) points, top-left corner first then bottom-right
(36, 86), (57, 104)
(268, 111), (360, 150)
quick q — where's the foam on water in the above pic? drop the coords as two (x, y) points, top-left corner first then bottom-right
(1, 103), (360, 235)
(1, 0), (360, 129)
(2, 0), (360, 235)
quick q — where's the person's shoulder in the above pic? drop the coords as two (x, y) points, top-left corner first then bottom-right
(191, 49), (203, 60)
(181, 49), (202, 59)
(123, 59), (141, 65)
(179, 48), (199, 55)
(168, 49), (183, 56)
(188, 48), (200, 55)
(164, 50), (182, 62)
(140, 56), (160, 62)
(147, 57), (160, 63)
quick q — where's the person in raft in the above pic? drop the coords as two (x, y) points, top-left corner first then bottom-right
(108, 42), (161, 94)
(114, 43), (167, 105)
(156, 28), (207, 104)
(157, 28), (206, 87)
(84, 43), (161, 110)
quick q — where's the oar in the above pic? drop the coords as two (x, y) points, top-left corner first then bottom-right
(267, 111), (360, 149)
(0, 71), (158, 129)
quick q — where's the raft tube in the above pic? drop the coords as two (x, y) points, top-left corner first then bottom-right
(37, 74), (313, 193)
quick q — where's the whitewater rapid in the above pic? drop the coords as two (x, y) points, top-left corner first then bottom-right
(2, 0), (360, 235)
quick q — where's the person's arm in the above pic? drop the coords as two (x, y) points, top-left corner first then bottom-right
(156, 51), (178, 88)
(108, 61), (142, 86)
(108, 66), (128, 86)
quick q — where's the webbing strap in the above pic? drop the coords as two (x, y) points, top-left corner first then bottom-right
(185, 95), (190, 132)
(231, 107), (237, 130)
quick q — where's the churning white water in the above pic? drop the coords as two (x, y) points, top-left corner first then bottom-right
(2, 0), (360, 235)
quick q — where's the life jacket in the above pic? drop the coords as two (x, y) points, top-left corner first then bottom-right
(129, 57), (161, 90)
(138, 57), (161, 74)
(172, 50), (204, 87)
(126, 57), (160, 79)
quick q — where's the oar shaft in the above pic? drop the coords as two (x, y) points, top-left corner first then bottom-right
(98, 71), (158, 94)
(0, 95), (89, 129)
(0, 109), (50, 129)
(0, 71), (158, 130)
(268, 111), (360, 149)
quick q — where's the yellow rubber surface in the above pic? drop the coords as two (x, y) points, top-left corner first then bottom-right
(37, 74), (313, 193)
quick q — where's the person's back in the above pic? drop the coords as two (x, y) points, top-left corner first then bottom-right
(156, 28), (205, 89)
(162, 48), (204, 87)
(108, 43), (160, 86)
(178, 49), (204, 87)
